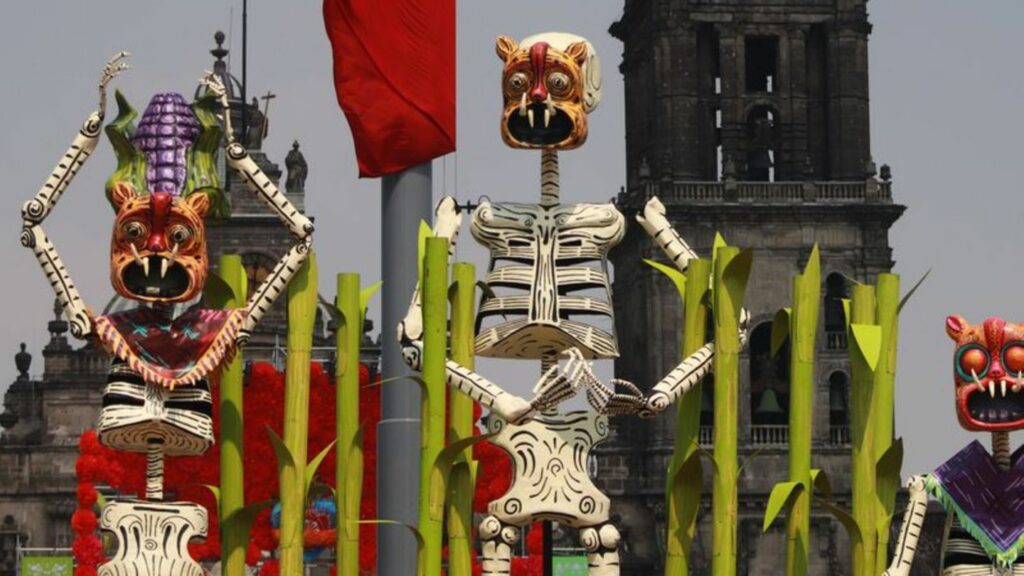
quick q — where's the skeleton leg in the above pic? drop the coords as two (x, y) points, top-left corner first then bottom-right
(580, 522), (621, 576)
(478, 515), (520, 576)
(884, 475), (929, 576)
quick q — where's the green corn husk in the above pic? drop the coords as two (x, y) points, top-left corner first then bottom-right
(447, 262), (478, 576)
(336, 272), (362, 576)
(419, 238), (450, 576)
(211, 255), (248, 576)
(848, 283), (878, 576)
(653, 257), (711, 576)
(710, 244), (753, 576)
(278, 252), (318, 575)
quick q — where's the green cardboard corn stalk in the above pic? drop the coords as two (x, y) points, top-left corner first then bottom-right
(419, 237), (450, 576)
(648, 256), (711, 576)
(812, 271), (924, 576)
(447, 262), (478, 576)
(335, 272), (381, 576)
(762, 246), (821, 576)
(276, 252), (320, 574)
(207, 255), (248, 576)
(710, 242), (753, 576)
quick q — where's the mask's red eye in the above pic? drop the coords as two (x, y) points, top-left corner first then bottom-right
(956, 345), (989, 380)
(1003, 343), (1024, 374)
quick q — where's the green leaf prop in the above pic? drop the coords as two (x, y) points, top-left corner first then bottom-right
(810, 469), (832, 500)
(305, 440), (337, 499)
(771, 308), (791, 358)
(898, 270), (931, 313)
(850, 324), (883, 372)
(428, 434), (493, 521)
(764, 482), (804, 532)
(645, 258), (687, 296)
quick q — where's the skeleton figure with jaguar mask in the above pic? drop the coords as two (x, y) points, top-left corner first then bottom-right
(399, 34), (748, 575)
(19, 54), (312, 575)
(885, 316), (1024, 576)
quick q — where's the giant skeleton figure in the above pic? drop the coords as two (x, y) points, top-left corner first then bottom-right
(398, 33), (748, 575)
(19, 54), (313, 576)
(886, 316), (1024, 576)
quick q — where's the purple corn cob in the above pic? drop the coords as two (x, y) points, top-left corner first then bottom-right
(131, 93), (200, 196)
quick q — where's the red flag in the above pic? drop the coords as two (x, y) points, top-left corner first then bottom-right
(323, 0), (456, 178)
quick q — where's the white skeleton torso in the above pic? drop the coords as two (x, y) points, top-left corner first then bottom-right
(486, 410), (610, 528)
(471, 200), (625, 360)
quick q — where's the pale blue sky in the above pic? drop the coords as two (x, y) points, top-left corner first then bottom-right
(1, 1), (1022, 475)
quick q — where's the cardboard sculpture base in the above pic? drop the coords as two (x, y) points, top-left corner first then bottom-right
(98, 500), (208, 576)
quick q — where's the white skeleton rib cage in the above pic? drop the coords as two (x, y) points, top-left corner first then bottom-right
(19, 54), (313, 576)
(397, 32), (750, 576)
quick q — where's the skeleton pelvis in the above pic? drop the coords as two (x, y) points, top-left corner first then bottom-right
(475, 319), (618, 360)
(98, 500), (207, 576)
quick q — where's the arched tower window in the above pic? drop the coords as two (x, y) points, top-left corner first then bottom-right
(825, 273), (848, 350)
(746, 105), (778, 182)
(749, 322), (789, 426)
(828, 371), (850, 445)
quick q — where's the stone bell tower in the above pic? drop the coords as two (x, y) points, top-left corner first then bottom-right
(598, 1), (914, 574)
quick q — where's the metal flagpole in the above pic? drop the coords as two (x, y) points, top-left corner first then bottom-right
(378, 162), (432, 574)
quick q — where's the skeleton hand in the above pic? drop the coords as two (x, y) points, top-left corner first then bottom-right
(527, 348), (589, 413)
(98, 51), (130, 118)
(198, 70), (233, 139)
(571, 356), (653, 417)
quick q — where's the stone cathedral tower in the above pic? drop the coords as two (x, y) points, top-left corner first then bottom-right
(598, 1), (909, 574)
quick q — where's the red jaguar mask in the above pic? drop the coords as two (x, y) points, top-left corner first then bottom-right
(947, 315), (1024, 432)
(109, 182), (210, 303)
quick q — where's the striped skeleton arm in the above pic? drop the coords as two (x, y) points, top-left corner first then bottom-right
(20, 52), (130, 339)
(203, 72), (314, 345)
(637, 196), (699, 272)
(884, 475), (929, 576)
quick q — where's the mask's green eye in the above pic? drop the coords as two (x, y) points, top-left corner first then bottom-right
(957, 344), (990, 381)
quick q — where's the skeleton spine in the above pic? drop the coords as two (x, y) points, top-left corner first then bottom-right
(540, 149), (559, 207)
(146, 443), (164, 501)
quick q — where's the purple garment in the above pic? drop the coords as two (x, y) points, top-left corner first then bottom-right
(131, 93), (199, 196)
(931, 440), (1024, 554)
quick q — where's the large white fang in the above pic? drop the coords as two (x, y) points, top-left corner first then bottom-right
(991, 382), (997, 398)
(160, 258), (169, 279)
(528, 109), (535, 128)
(544, 108), (550, 128)
(1002, 380), (1008, 397)
(143, 256), (151, 278)
(130, 244), (144, 266)
(519, 93), (528, 117)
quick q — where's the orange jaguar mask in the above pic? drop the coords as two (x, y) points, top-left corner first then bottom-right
(947, 315), (1024, 432)
(496, 33), (601, 150)
(109, 182), (210, 303)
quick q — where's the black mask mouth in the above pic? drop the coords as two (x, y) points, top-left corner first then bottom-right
(506, 102), (575, 147)
(121, 256), (191, 300)
(966, 386), (1024, 426)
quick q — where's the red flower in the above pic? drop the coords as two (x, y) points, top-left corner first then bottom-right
(70, 509), (97, 534)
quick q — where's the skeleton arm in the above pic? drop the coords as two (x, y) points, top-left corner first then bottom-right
(202, 73), (314, 345)
(575, 196), (750, 417)
(397, 198), (585, 423)
(20, 52), (130, 339)
(884, 475), (929, 576)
